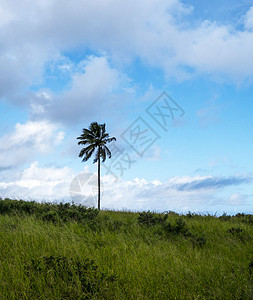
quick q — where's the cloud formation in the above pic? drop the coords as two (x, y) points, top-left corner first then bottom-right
(1, 0), (253, 106)
(30, 56), (131, 125)
(0, 165), (252, 214)
(171, 175), (253, 191)
(244, 6), (253, 31)
(0, 161), (73, 201)
(0, 121), (64, 169)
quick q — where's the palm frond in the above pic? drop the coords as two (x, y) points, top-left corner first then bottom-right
(78, 122), (116, 164)
(101, 132), (109, 140)
(89, 122), (101, 138)
(81, 147), (95, 162)
(100, 124), (106, 135)
(78, 144), (95, 158)
(77, 140), (89, 146)
(77, 138), (96, 146)
(100, 147), (107, 162)
(77, 132), (95, 141)
(105, 137), (116, 143)
(104, 145), (112, 159)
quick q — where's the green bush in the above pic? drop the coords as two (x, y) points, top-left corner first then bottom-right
(162, 217), (190, 237)
(249, 261), (253, 275)
(138, 211), (167, 227)
(24, 256), (116, 299)
(191, 234), (207, 248)
(0, 198), (99, 224)
(219, 213), (231, 221)
(41, 211), (60, 223)
(227, 227), (244, 234)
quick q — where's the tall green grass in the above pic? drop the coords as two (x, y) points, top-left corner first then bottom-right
(0, 198), (252, 299)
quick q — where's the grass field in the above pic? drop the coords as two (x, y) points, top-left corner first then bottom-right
(0, 198), (252, 299)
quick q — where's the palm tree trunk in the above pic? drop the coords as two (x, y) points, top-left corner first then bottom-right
(98, 147), (100, 211)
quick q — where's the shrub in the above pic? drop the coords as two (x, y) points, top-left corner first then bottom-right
(138, 213), (192, 239)
(138, 211), (167, 227)
(24, 256), (116, 298)
(249, 261), (253, 275)
(0, 198), (99, 224)
(186, 211), (196, 218)
(242, 215), (253, 225)
(227, 227), (244, 234)
(162, 217), (190, 237)
(219, 213), (231, 221)
(191, 235), (207, 248)
(41, 211), (60, 223)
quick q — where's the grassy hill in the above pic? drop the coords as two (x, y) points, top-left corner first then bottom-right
(0, 198), (252, 299)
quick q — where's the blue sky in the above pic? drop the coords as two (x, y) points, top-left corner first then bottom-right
(0, 0), (253, 214)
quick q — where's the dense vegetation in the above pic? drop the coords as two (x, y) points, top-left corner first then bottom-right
(0, 198), (252, 299)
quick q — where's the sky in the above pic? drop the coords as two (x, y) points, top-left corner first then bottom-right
(0, 0), (253, 215)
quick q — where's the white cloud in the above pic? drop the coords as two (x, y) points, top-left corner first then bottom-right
(0, 164), (251, 213)
(92, 175), (218, 212)
(30, 55), (132, 124)
(21, 161), (69, 182)
(1, 0), (253, 104)
(177, 22), (253, 82)
(0, 121), (64, 169)
(102, 175), (253, 214)
(0, 3), (13, 27)
(0, 161), (73, 201)
(226, 192), (248, 206)
(244, 6), (253, 31)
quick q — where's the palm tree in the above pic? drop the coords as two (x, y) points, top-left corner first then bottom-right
(77, 122), (116, 210)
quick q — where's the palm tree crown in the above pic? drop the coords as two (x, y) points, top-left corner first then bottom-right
(77, 122), (116, 162)
(77, 122), (116, 210)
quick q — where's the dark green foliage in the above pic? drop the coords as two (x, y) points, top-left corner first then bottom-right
(0, 198), (38, 215)
(218, 213), (253, 225)
(173, 217), (189, 235)
(0, 198), (99, 224)
(227, 227), (244, 234)
(161, 217), (191, 237)
(241, 215), (253, 225)
(77, 122), (116, 163)
(54, 202), (99, 223)
(41, 211), (60, 223)
(249, 261), (253, 275)
(227, 227), (250, 243)
(138, 212), (192, 240)
(236, 213), (245, 217)
(138, 211), (167, 227)
(233, 213), (253, 225)
(25, 256), (116, 299)
(186, 211), (200, 218)
(219, 213), (231, 221)
(186, 211), (194, 218)
(191, 234), (207, 248)
(137, 212), (207, 249)
(163, 210), (180, 216)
